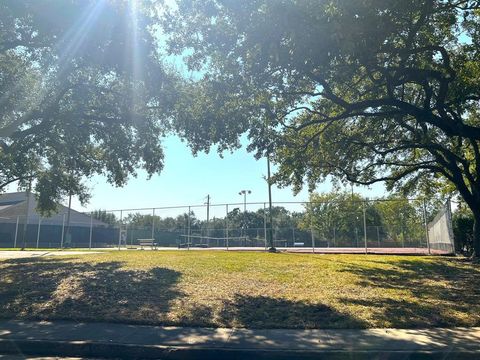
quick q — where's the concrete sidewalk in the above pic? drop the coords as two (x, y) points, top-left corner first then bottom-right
(0, 251), (102, 259)
(1, 320), (479, 359)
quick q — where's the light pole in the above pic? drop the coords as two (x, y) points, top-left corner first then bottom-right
(238, 190), (251, 246)
(21, 178), (32, 250)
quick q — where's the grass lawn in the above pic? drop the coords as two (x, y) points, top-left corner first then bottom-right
(0, 248), (96, 251)
(0, 251), (479, 329)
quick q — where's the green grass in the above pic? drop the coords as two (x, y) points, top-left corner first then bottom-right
(1, 251), (479, 329)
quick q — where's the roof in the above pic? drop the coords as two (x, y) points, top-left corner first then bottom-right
(0, 192), (28, 204)
(0, 192), (109, 227)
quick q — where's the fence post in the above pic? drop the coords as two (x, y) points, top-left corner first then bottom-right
(187, 206), (191, 250)
(363, 200), (368, 254)
(446, 198), (454, 253)
(60, 214), (65, 249)
(310, 204), (315, 253)
(311, 228), (315, 253)
(36, 218), (42, 249)
(151, 208), (155, 241)
(423, 198), (431, 255)
(14, 216), (19, 248)
(118, 210), (123, 250)
(263, 203), (267, 250)
(226, 204), (229, 250)
(89, 213), (93, 250)
(311, 225), (315, 254)
(377, 226), (380, 247)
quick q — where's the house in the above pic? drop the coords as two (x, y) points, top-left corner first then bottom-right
(0, 192), (112, 248)
(0, 192), (106, 226)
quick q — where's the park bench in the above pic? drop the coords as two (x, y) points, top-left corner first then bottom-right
(294, 242), (305, 247)
(138, 239), (157, 250)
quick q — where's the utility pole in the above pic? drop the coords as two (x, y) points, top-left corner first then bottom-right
(64, 192), (72, 249)
(267, 153), (275, 252)
(206, 194), (210, 224)
(64, 161), (75, 248)
(263, 117), (276, 253)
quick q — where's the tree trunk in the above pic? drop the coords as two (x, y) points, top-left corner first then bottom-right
(456, 188), (480, 257)
(473, 211), (480, 258)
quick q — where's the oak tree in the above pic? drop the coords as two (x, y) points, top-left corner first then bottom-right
(164, 0), (480, 255)
(1, 0), (175, 212)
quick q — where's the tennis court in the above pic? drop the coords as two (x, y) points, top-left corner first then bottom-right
(0, 198), (456, 255)
(115, 245), (448, 255)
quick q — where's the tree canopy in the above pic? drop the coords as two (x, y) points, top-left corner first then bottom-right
(0, 0), (175, 212)
(163, 0), (480, 254)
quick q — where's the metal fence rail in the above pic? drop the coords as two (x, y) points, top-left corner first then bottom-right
(0, 198), (449, 253)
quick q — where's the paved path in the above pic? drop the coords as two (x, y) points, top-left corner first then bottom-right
(0, 251), (102, 259)
(1, 320), (479, 359)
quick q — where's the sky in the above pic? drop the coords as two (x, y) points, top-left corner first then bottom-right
(67, 135), (385, 217)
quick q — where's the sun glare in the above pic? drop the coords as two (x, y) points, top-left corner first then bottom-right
(128, 0), (143, 117)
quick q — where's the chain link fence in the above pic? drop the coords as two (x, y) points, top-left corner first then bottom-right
(0, 198), (456, 253)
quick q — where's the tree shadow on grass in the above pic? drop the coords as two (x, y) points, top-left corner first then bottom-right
(0, 257), (365, 329)
(336, 257), (480, 327)
(0, 257), (182, 325)
(217, 294), (367, 329)
(4, 255), (477, 330)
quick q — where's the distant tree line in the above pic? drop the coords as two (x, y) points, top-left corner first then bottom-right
(92, 191), (435, 247)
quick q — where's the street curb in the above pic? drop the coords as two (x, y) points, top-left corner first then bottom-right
(1, 339), (479, 360)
